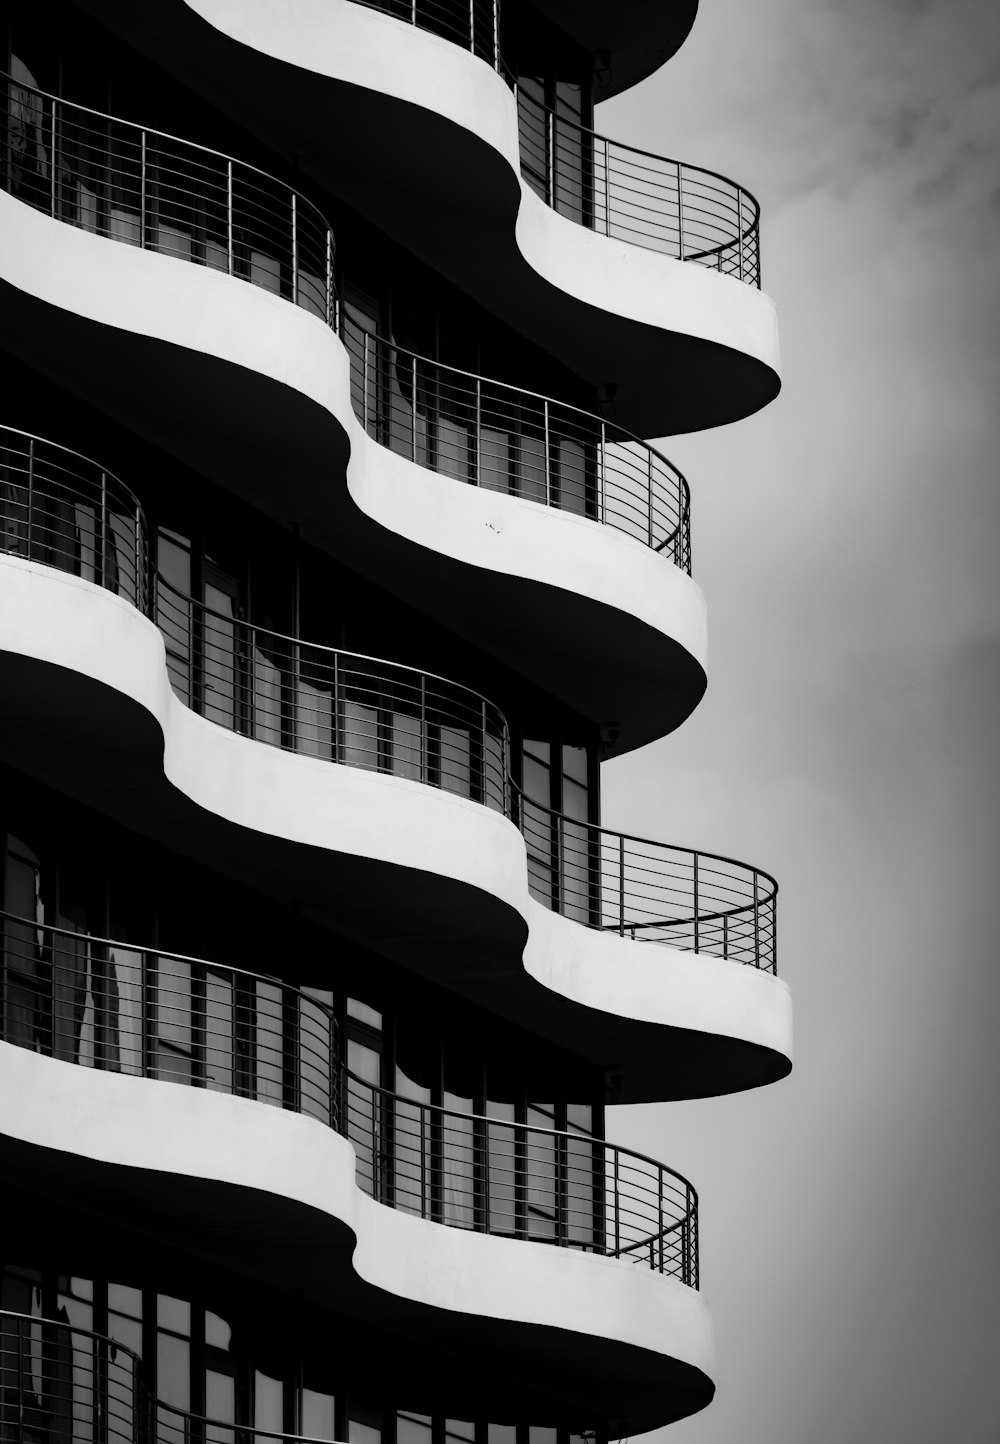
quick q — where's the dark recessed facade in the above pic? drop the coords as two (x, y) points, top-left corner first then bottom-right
(0, 5), (789, 1444)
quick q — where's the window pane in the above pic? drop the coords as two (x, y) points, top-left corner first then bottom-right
(157, 1296), (190, 1335)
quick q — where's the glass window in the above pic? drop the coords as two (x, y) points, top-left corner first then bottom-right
(255, 1370), (283, 1440)
(526, 1103), (557, 1239)
(157, 531), (192, 704)
(395, 1065), (432, 1218)
(347, 998), (382, 1031)
(397, 1414), (432, 1444)
(302, 1388), (336, 1440)
(205, 1311), (231, 1351)
(157, 1296), (191, 1335)
(487, 1099), (516, 1235)
(348, 1421), (380, 1444)
(347, 1037), (382, 1197)
(442, 1092), (475, 1228)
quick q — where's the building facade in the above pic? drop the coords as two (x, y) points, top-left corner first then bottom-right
(0, 4), (790, 1443)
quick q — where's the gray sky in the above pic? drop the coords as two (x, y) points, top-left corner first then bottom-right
(599, 2), (1000, 1439)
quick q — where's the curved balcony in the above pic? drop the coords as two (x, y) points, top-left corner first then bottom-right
(23, 17), (778, 436)
(0, 909), (696, 1287)
(0, 425), (773, 974)
(341, 320), (691, 569)
(0, 1310), (344, 1444)
(0, 70), (334, 321)
(513, 82), (760, 285)
(343, 1070), (698, 1282)
(1, 69), (696, 583)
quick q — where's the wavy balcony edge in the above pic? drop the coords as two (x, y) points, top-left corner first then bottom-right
(0, 428), (771, 975)
(61, 6), (781, 435)
(0, 155), (711, 752)
(0, 555), (790, 1099)
(0, 909), (698, 1283)
(0, 1047), (717, 1429)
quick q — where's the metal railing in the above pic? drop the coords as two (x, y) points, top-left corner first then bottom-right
(2, 71), (695, 568)
(341, 318), (691, 568)
(335, 4), (760, 282)
(0, 426), (148, 612)
(350, 0), (500, 67)
(0, 71), (336, 325)
(153, 574), (510, 813)
(0, 423), (774, 970)
(0, 910), (341, 1128)
(0, 1311), (349, 1444)
(344, 1071), (698, 1282)
(515, 82), (761, 284)
(0, 1311), (145, 1444)
(515, 795), (777, 971)
(0, 913), (699, 1285)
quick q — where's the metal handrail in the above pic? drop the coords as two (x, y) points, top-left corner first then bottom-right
(0, 1311), (348, 1444)
(0, 70), (337, 325)
(153, 572), (511, 814)
(512, 75), (761, 284)
(0, 426), (774, 971)
(1, 71), (694, 568)
(0, 908), (341, 1129)
(340, 317), (691, 569)
(333, 4), (760, 282)
(0, 917), (699, 1285)
(0, 423), (149, 613)
(513, 789), (778, 972)
(344, 1068), (699, 1283)
(349, 0), (501, 67)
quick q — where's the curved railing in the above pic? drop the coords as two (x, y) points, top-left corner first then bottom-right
(0, 426), (149, 611)
(0, 71), (336, 323)
(0, 425), (774, 970)
(0, 909), (340, 1127)
(341, 318), (691, 569)
(515, 794), (778, 971)
(352, 0), (500, 66)
(0, 1311), (145, 1444)
(334, 5), (760, 283)
(153, 574), (511, 813)
(344, 1069), (698, 1282)
(0, 916), (698, 1285)
(514, 83), (761, 285)
(1, 73), (695, 570)
(0, 1311), (347, 1444)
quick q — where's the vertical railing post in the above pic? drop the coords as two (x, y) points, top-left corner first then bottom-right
(648, 449), (654, 546)
(99, 470), (108, 590)
(657, 1171), (664, 1274)
(737, 186), (744, 281)
(603, 137), (610, 236)
(363, 331), (370, 433)
(50, 100), (58, 218)
(543, 397), (551, 505)
(326, 228), (333, 328)
(600, 421), (607, 524)
(493, 0), (500, 70)
(481, 699), (488, 805)
(17, 1317), (25, 1444)
(226, 159), (234, 275)
(135, 505), (143, 612)
(332, 650), (340, 764)
(411, 354), (417, 463)
(618, 834), (625, 935)
(291, 191), (298, 305)
(420, 673), (426, 783)
(475, 374), (482, 486)
(723, 912), (729, 960)
(140, 129), (147, 248)
(693, 852), (700, 951)
(753, 870), (760, 967)
(676, 160), (685, 261)
(613, 1149), (620, 1257)
(26, 437), (34, 555)
(469, 0), (475, 51)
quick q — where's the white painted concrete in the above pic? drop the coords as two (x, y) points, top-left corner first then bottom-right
(183, 0), (780, 379)
(524, 901), (794, 1065)
(0, 190), (707, 687)
(0, 1041), (715, 1382)
(0, 557), (529, 917)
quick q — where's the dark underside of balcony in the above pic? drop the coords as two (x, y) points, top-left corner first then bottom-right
(0, 279), (707, 756)
(2, 1147), (715, 1433)
(527, 0), (700, 99)
(72, 0), (779, 439)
